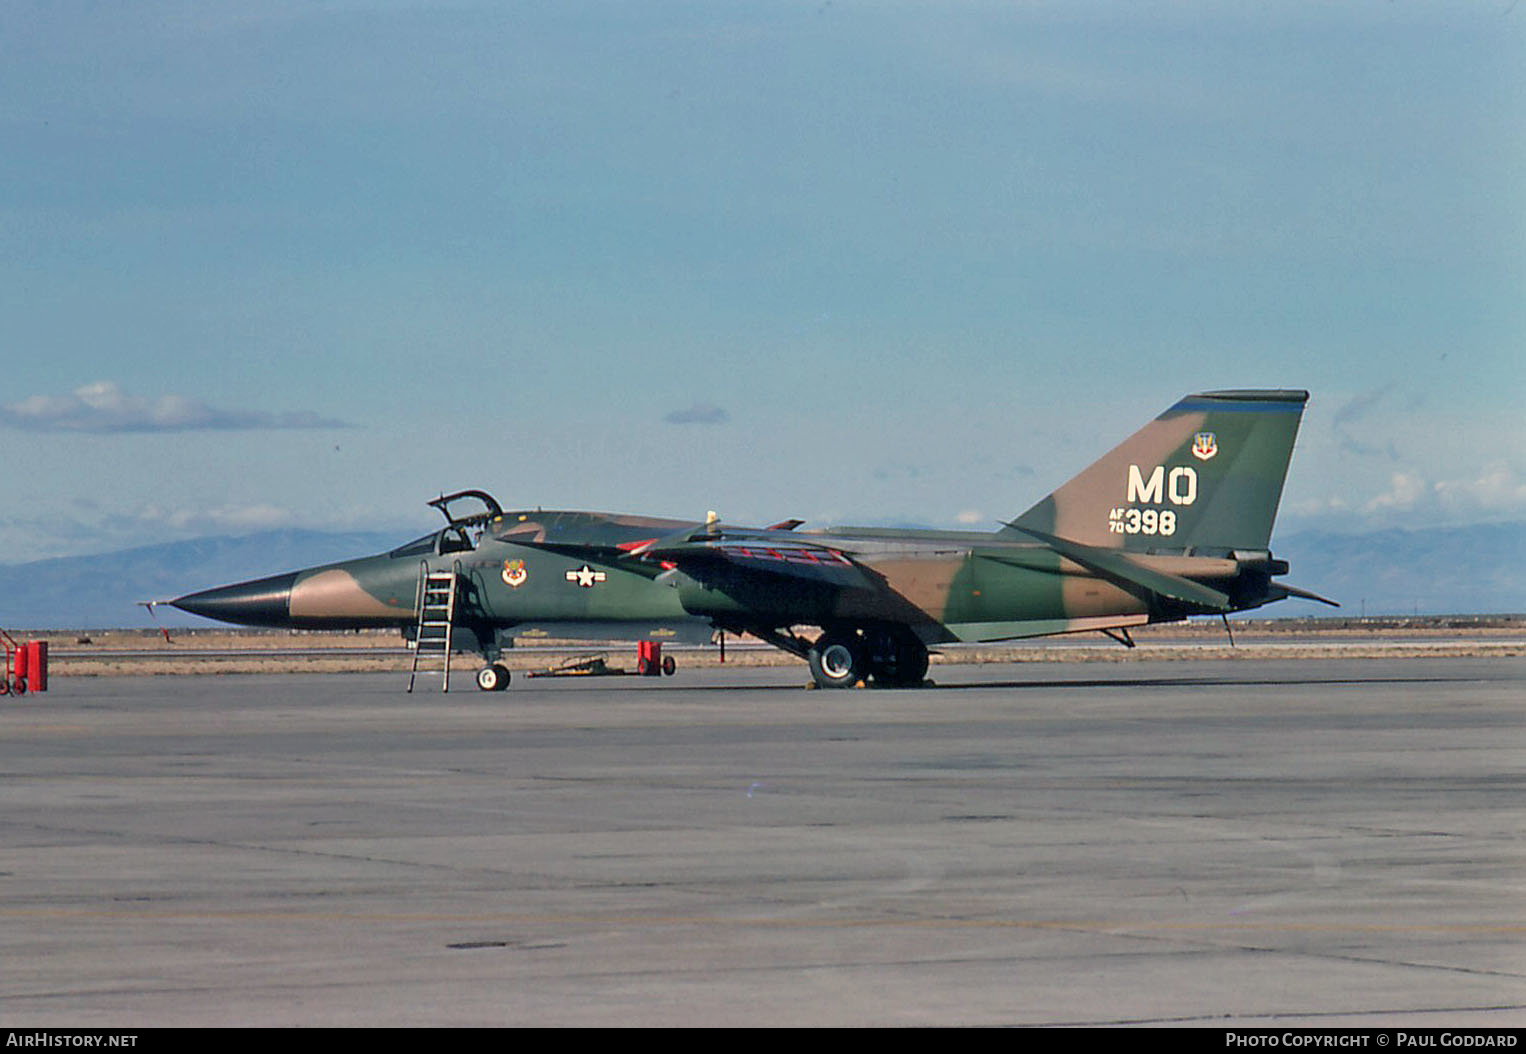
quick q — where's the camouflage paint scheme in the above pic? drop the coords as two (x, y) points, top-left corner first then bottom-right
(174, 390), (1334, 688)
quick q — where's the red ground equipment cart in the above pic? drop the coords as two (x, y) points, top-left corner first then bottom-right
(636, 640), (676, 677)
(1, 629), (47, 695)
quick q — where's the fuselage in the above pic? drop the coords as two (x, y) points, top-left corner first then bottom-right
(174, 508), (1265, 645)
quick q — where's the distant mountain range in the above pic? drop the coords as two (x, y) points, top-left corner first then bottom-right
(1, 522), (1521, 629)
(0, 529), (406, 630)
(1271, 522), (1525, 619)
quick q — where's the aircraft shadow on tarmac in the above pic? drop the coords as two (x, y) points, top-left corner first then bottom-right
(519, 668), (1492, 694)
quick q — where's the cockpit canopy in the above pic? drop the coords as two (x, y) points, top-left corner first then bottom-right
(388, 489), (504, 559)
(388, 525), (476, 559)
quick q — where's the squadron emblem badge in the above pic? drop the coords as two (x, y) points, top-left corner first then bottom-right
(502, 559), (528, 588)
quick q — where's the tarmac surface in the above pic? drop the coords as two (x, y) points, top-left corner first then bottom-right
(2, 656), (1523, 1027)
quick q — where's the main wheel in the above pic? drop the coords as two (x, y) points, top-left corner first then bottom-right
(808, 632), (864, 689)
(476, 664), (511, 691)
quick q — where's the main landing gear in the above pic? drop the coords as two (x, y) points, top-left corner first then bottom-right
(807, 627), (929, 690)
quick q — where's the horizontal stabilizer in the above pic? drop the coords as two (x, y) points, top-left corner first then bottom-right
(1000, 526), (1233, 612)
(1270, 582), (1340, 608)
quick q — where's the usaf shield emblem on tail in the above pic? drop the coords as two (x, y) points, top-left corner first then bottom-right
(1192, 431), (1218, 461)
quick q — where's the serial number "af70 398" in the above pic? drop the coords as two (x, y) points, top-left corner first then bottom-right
(1108, 507), (1178, 535)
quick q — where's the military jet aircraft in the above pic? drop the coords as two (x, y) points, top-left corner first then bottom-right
(172, 389), (1335, 690)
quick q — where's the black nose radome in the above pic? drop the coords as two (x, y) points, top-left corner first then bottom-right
(172, 571), (299, 627)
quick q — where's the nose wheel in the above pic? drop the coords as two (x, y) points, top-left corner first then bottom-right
(476, 664), (511, 691)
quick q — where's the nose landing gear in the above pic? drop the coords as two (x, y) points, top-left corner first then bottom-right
(476, 663), (511, 691)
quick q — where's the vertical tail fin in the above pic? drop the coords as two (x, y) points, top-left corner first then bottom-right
(1004, 390), (1308, 554)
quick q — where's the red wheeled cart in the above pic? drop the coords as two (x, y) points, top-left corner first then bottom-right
(1, 630), (47, 696)
(526, 643), (678, 680)
(635, 641), (677, 677)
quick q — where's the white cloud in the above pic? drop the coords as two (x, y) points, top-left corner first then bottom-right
(1363, 471), (1430, 515)
(131, 503), (299, 534)
(1, 381), (350, 433)
(1434, 463), (1526, 517)
(1362, 463), (1526, 522)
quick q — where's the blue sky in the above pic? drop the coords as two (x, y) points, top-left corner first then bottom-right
(2, 1), (1521, 560)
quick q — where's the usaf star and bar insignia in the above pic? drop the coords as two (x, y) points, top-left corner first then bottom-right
(565, 565), (607, 588)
